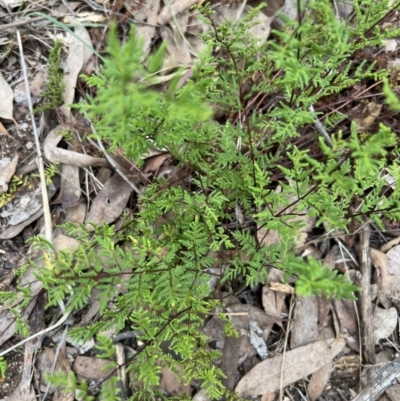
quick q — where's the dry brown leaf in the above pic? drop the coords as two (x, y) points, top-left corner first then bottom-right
(249, 320), (268, 360)
(333, 0), (353, 19)
(353, 102), (382, 132)
(257, 226), (280, 247)
(52, 163), (81, 210)
(290, 296), (319, 349)
(371, 248), (391, 308)
(94, 167), (113, 189)
(78, 299), (101, 329)
(54, 234), (80, 252)
(61, 24), (93, 119)
(261, 269), (287, 343)
(158, 0), (199, 26)
(161, 11), (192, 69)
(0, 71), (13, 120)
(257, 186), (315, 249)
(235, 338), (345, 397)
(134, 0), (160, 59)
(14, 69), (48, 106)
(386, 384), (400, 401)
(381, 237), (400, 254)
(214, 4), (275, 44)
(0, 299), (37, 347)
(85, 174), (133, 228)
(0, 185), (43, 226)
(7, 385), (36, 401)
(308, 361), (332, 401)
(381, 395), (395, 401)
(300, 244), (322, 259)
(0, 209), (42, 240)
(227, 303), (282, 335)
(323, 245), (339, 269)
(371, 248), (389, 270)
(269, 282), (294, 294)
(333, 298), (359, 352)
(262, 268), (287, 316)
(220, 303), (282, 389)
(143, 153), (171, 176)
(0, 184), (57, 239)
(373, 307), (397, 343)
(377, 245), (400, 307)
(38, 347), (73, 401)
(221, 333), (256, 390)
(44, 126), (108, 168)
(202, 315), (227, 351)
(159, 365), (191, 396)
(63, 12), (106, 24)
(0, 0), (23, 8)
(317, 296), (331, 330)
(60, 165), (80, 209)
(73, 356), (114, 379)
(0, 154), (18, 194)
(0, 245), (48, 347)
(192, 389), (212, 401)
(261, 394), (276, 401)
(64, 201), (87, 225)
(186, 14), (210, 55)
(0, 121), (10, 135)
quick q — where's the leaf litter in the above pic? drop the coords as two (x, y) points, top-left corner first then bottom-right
(1, 0), (400, 400)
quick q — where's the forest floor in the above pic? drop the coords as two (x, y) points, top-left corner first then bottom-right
(1, 0), (400, 400)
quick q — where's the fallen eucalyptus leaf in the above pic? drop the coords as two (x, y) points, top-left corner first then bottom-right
(235, 338), (345, 397)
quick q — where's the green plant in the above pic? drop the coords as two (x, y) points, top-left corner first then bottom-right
(19, 0), (400, 399)
(0, 356), (7, 379)
(0, 174), (32, 208)
(34, 40), (65, 113)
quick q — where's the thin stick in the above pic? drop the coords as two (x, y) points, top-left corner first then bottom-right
(5, 30), (71, 371)
(0, 16), (49, 31)
(41, 325), (68, 401)
(309, 105), (333, 147)
(279, 296), (295, 401)
(0, 311), (71, 357)
(16, 30), (53, 244)
(357, 223), (376, 365)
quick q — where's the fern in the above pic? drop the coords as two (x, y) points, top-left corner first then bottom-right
(21, 0), (400, 399)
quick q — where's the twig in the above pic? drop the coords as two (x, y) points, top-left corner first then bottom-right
(94, 137), (142, 196)
(308, 105), (333, 147)
(86, 123), (143, 196)
(279, 296), (295, 401)
(357, 223), (376, 365)
(0, 16), (50, 31)
(16, 30), (53, 244)
(42, 325), (68, 401)
(0, 311), (71, 357)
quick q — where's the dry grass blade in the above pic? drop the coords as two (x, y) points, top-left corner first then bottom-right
(16, 30), (53, 244)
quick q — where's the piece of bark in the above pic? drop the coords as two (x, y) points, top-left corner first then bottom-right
(352, 357), (400, 401)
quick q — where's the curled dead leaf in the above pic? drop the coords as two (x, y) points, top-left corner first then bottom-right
(44, 126), (108, 168)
